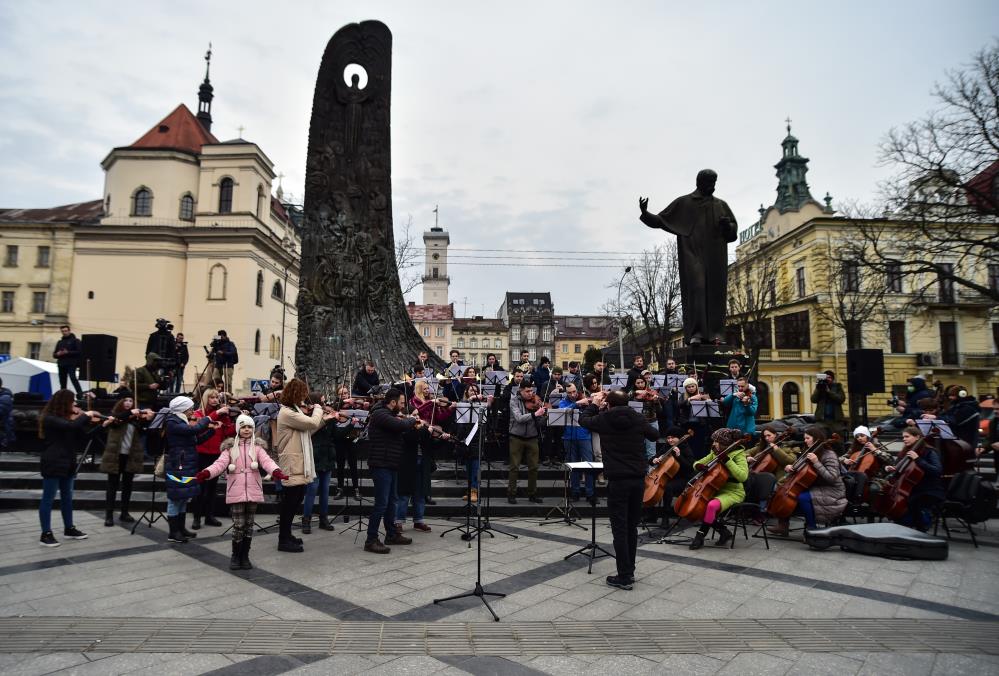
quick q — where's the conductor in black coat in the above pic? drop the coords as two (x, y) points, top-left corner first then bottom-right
(580, 390), (659, 590)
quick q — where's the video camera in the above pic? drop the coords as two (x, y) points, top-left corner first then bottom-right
(154, 317), (173, 332)
(887, 395), (901, 408)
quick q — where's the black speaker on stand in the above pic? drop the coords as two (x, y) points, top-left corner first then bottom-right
(81, 334), (118, 383)
(846, 348), (885, 427)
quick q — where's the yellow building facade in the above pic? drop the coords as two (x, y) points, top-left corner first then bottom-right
(452, 317), (507, 368)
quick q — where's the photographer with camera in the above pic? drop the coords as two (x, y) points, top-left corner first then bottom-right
(811, 370), (845, 437)
(173, 333), (189, 393)
(146, 319), (177, 361)
(209, 330), (238, 393)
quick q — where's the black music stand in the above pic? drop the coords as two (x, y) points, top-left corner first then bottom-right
(563, 462), (613, 573)
(539, 408), (585, 530)
(131, 470), (166, 533)
(440, 404), (486, 544)
(433, 407), (506, 620)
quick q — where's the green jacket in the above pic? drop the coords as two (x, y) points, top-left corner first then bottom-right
(135, 352), (160, 408)
(694, 447), (749, 511)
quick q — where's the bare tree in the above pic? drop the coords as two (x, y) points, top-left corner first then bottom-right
(603, 241), (682, 365)
(394, 213), (422, 295)
(726, 247), (782, 384)
(814, 234), (890, 351)
(852, 41), (999, 302)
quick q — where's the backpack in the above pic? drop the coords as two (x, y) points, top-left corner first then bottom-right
(947, 471), (997, 524)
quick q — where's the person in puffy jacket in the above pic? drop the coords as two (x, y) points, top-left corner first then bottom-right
(164, 396), (217, 544)
(190, 389), (236, 530)
(196, 415), (288, 569)
(687, 427), (750, 551)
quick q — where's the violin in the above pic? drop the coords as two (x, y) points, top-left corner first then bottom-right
(750, 429), (793, 475)
(523, 393), (547, 413)
(874, 433), (929, 519)
(633, 388), (659, 402)
(842, 428), (887, 478)
(766, 435), (840, 519)
(643, 429), (693, 507)
(674, 434), (751, 521)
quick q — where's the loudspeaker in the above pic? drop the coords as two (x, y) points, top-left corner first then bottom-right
(81, 334), (118, 382)
(846, 348), (885, 395)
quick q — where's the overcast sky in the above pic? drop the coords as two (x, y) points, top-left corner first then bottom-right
(1, 1), (996, 317)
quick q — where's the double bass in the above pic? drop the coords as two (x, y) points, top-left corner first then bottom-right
(674, 434), (750, 521)
(874, 434), (929, 519)
(750, 429), (793, 475)
(643, 428), (693, 507)
(766, 435), (839, 519)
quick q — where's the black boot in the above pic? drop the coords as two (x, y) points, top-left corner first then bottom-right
(715, 524), (733, 548)
(240, 538), (254, 570)
(191, 514), (202, 531)
(179, 512), (197, 539)
(167, 516), (188, 544)
(119, 476), (134, 523)
(229, 539), (242, 570)
(301, 516), (312, 534)
(318, 515), (335, 531)
(104, 510), (114, 527)
(689, 529), (707, 550)
(204, 515), (223, 527)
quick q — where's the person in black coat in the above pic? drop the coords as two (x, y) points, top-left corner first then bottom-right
(163, 396), (217, 543)
(653, 425), (697, 526)
(364, 388), (419, 553)
(53, 326), (84, 395)
(580, 390), (659, 591)
(885, 426), (945, 531)
(396, 425), (450, 532)
(352, 360), (380, 397)
(37, 389), (101, 546)
(938, 385), (981, 449)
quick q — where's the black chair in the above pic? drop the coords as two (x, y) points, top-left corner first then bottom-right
(932, 471), (994, 549)
(717, 472), (777, 550)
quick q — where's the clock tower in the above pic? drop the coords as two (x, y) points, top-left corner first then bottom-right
(422, 210), (450, 305)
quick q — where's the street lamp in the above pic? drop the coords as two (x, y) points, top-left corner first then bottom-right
(616, 266), (632, 374)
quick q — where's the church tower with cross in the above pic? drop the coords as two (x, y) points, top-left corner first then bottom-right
(422, 205), (450, 305)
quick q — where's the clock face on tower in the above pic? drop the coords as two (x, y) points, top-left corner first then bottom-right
(432, 253), (440, 260)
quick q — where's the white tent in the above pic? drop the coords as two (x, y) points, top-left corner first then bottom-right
(0, 357), (93, 399)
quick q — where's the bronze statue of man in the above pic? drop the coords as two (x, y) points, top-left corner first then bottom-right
(639, 169), (738, 345)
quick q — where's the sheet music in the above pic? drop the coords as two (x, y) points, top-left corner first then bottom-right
(610, 373), (628, 387)
(628, 401), (644, 413)
(446, 364), (463, 378)
(650, 374), (666, 389)
(455, 402), (487, 424)
(690, 399), (721, 418)
(484, 370), (508, 385)
(917, 419), (956, 440)
(666, 374), (685, 392)
(719, 379), (738, 397)
(564, 461), (604, 470)
(547, 408), (579, 427)
(464, 422), (479, 446)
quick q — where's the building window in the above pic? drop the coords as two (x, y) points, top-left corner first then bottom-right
(561, 344), (568, 354)
(542, 349), (551, 359)
(884, 320), (906, 354)
(4, 245), (18, 267)
(28, 342), (41, 360)
(208, 263), (227, 300)
(470, 338), (477, 349)
(257, 184), (265, 219)
(1, 291), (13, 313)
(511, 326), (521, 342)
(939, 321), (958, 364)
(31, 291), (46, 314)
(767, 279), (777, 306)
(989, 264), (999, 296)
(542, 327), (552, 342)
(528, 348), (537, 361)
(132, 188), (152, 216)
(36, 246), (50, 268)
(179, 194), (195, 221)
(841, 261), (860, 292)
(886, 261), (903, 293)
(271, 281), (283, 300)
(255, 271), (264, 306)
(574, 344), (581, 353)
(432, 267), (439, 278)
(773, 310), (810, 349)
(457, 337), (465, 348)
(436, 326), (444, 338)
(755, 382), (770, 418)
(781, 382), (800, 415)
(845, 320), (863, 349)
(254, 330), (261, 355)
(494, 338), (502, 349)
(219, 178), (234, 214)
(423, 326), (430, 337)
(937, 263), (955, 303)
(795, 266), (806, 298)
(0, 341), (10, 356)
(526, 327), (537, 342)
(435, 345), (443, 356)
(993, 323), (999, 354)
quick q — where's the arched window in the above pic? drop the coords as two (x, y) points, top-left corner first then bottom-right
(208, 263), (227, 300)
(255, 271), (264, 306)
(470, 338), (478, 349)
(271, 281), (283, 300)
(457, 337), (465, 348)
(257, 184), (265, 219)
(781, 381), (800, 416)
(755, 381), (770, 418)
(219, 177), (234, 214)
(132, 187), (152, 216)
(179, 194), (195, 221)
(254, 330), (261, 354)
(495, 338), (502, 349)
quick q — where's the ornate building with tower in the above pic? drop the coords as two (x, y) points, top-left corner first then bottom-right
(405, 216), (455, 360)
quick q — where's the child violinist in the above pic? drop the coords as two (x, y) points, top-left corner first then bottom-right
(688, 427), (749, 550)
(883, 425), (945, 531)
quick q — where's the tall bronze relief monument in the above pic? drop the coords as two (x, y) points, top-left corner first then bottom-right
(297, 21), (445, 391)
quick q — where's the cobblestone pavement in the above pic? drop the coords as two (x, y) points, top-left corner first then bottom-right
(0, 508), (997, 675)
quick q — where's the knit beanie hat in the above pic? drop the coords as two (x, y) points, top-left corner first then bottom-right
(682, 377), (698, 390)
(229, 414), (258, 472)
(852, 425), (871, 438)
(711, 427), (744, 448)
(169, 396), (194, 418)
(664, 425), (685, 438)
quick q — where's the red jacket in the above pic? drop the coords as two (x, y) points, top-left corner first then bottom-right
(192, 408), (235, 455)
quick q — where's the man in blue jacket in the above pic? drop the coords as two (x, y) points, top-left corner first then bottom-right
(558, 383), (594, 502)
(722, 377), (758, 436)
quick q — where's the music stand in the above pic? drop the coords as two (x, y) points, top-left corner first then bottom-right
(131, 469), (166, 533)
(433, 405), (506, 621)
(483, 370), (508, 387)
(440, 404), (487, 543)
(719, 379), (738, 397)
(538, 408), (585, 530)
(610, 373), (628, 388)
(917, 419), (956, 440)
(690, 400), (721, 419)
(563, 461), (613, 573)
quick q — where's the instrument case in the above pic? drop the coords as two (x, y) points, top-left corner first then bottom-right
(804, 523), (948, 560)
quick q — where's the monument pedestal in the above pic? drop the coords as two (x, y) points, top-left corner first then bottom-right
(673, 344), (744, 399)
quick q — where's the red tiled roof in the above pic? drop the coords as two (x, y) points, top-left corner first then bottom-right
(407, 303), (454, 322)
(0, 199), (103, 224)
(129, 104), (218, 155)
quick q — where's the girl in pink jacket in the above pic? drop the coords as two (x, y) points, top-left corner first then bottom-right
(196, 414), (287, 570)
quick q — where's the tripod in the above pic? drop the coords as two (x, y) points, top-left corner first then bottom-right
(433, 405), (506, 621)
(539, 407), (584, 530)
(131, 470), (166, 533)
(563, 465), (613, 573)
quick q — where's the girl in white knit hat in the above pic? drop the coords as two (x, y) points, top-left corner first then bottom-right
(196, 414), (288, 570)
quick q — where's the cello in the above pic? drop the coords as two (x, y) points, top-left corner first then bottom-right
(674, 434), (750, 521)
(842, 428), (887, 478)
(766, 435), (839, 519)
(874, 433), (929, 519)
(643, 428), (693, 507)
(750, 429), (793, 475)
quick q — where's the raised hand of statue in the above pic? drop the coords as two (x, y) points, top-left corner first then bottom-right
(638, 197), (649, 214)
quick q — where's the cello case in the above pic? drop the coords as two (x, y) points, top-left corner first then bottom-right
(804, 523), (948, 560)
